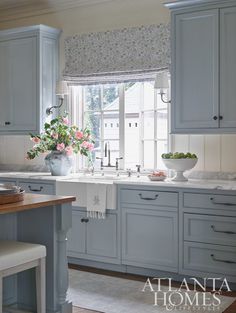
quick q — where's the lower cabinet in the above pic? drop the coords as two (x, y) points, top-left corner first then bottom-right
(67, 208), (119, 263)
(121, 208), (178, 272)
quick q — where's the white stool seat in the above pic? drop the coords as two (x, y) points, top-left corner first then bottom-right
(0, 240), (46, 313)
(0, 240), (46, 271)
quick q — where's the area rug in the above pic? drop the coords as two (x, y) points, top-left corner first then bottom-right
(68, 269), (235, 313)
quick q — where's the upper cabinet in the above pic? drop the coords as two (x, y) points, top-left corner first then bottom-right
(0, 25), (60, 135)
(166, 0), (236, 133)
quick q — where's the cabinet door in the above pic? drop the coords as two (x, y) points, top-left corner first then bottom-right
(0, 42), (10, 130)
(8, 37), (37, 131)
(122, 208), (178, 271)
(220, 7), (236, 128)
(67, 210), (86, 257)
(173, 10), (219, 132)
(86, 213), (118, 259)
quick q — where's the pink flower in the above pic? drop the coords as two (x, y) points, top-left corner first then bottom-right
(75, 131), (84, 140)
(81, 141), (94, 151)
(62, 117), (69, 125)
(51, 132), (58, 140)
(56, 143), (65, 151)
(31, 137), (40, 144)
(65, 146), (73, 156)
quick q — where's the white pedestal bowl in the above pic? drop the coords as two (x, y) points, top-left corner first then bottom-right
(162, 158), (198, 182)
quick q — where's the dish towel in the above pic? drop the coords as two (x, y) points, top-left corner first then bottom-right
(86, 183), (107, 219)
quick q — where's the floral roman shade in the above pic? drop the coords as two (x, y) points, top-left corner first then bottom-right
(63, 23), (170, 84)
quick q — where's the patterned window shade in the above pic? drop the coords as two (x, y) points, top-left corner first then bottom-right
(63, 24), (170, 84)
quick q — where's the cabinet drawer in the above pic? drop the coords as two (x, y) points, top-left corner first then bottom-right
(184, 192), (236, 210)
(18, 181), (54, 195)
(121, 189), (178, 207)
(184, 214), (236, 246)
(184, 242), (236, 276)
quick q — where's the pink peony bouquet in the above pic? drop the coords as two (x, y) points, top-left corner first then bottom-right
(26, 115), (94, 160)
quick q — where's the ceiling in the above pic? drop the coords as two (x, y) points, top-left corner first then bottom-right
(0, 0), (114, 22)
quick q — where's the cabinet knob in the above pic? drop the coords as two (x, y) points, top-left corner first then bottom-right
(213, 116), (218, 120)
(5, 121), (11, 125)
(219, 115), (223, 120)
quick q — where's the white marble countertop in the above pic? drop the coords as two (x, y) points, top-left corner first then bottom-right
(1, 171), (236, 191)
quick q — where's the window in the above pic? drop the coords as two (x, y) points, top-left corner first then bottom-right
(70, 80), (169, 171)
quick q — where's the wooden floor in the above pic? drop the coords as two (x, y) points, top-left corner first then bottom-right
(69, 264), (236, 313)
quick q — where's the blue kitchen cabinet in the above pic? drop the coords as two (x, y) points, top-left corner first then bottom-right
(67, 208), (120, 264)
(120, 187), (178, 272)
(166, 0), (236, 133)
(0, 25), (60, 134)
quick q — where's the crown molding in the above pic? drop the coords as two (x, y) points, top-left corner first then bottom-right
(0, 0), (114, 23)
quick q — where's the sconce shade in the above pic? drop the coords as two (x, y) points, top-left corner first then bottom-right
(56, 80), (69, 95)
(154, 72), (169, 90)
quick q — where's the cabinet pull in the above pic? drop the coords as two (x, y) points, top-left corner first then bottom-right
(210, 197), (235, 206)
(211, 225), (236, 235)
(28, 185), (43, 192)
(138, 193), (158, 201)
(5, 122), (11, 125)
(81, 218), (89, 223)
(211, 254), (236, 264)
(219, 116), (223, 120)
(213, 116), (218, 120)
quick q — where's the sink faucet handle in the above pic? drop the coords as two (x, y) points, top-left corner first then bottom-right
(115, 157), (123, 172)
(136, 164), (141, 177)
(96, 157), (104, 170)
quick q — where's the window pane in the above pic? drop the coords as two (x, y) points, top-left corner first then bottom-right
(143, 82), (154, 110)
(125, 82), (141, 113)
(143, 111), (154, 140)
(84, 85), (101, 111)
(104, 111), (119, 140)
(156, 140), (168, 170)
(125, 122), (140, 169)
(84, 112), (101, 142)
(103, 84), (119, 110)
(157, 110), (168, 139)
(143, 141), (154, 169)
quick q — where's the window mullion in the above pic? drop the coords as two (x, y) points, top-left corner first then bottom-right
(140, 83), (144, 168)
(100, 85), (104, 158)
(154, 89), (158, 169)
(119, 83), (125, 169)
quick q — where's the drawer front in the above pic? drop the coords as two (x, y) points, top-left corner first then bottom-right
(184, 214), (236, 246)
(121, 189), (178, 207)
(184, 192), (236, 210)
(18, 181), (54, 195)
(184, 242), (236, 276)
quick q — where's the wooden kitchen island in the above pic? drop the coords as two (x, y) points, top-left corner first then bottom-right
(0, 194), (75, 313)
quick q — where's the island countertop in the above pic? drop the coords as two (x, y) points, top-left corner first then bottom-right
(0, 193), (76, 214)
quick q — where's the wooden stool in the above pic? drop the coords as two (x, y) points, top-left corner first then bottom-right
(0, 240), (46, 313)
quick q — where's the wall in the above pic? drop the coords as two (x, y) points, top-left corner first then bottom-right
(0, 0), (235, 171)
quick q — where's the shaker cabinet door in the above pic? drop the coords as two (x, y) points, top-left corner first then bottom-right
(122, 208), (178, 272)
(67, 210), (86, 257)
(8, 37), (37, 131)
(0, 42), (10, 130)
(220, 7), (236, 128)
(173, 10), (219, 132)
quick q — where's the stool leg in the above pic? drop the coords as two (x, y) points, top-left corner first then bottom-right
(0, 276), (2, 313)
(36, 258), (46, 313)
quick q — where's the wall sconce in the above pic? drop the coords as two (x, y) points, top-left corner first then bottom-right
(46, 80), (69, 115)
(154, 72), (171, 104)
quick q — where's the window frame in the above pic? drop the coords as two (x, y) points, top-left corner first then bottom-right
(69, 81), (170, 172)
